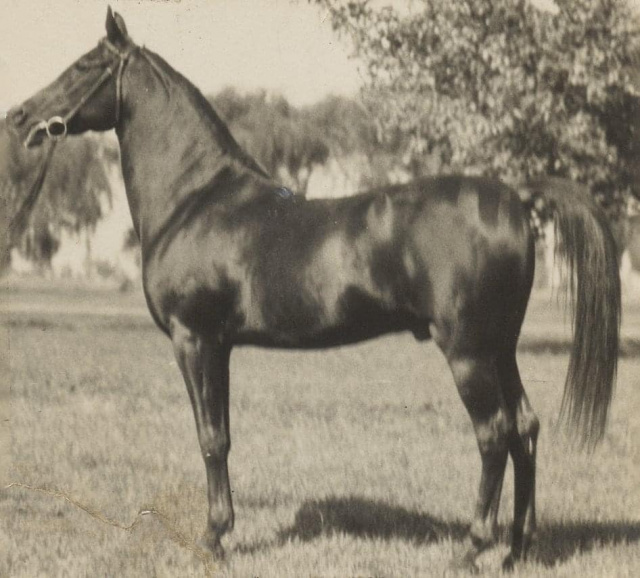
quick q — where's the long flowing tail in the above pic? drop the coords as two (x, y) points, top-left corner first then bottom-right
(525, 177), (621, 447)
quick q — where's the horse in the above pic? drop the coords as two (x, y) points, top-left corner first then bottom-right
(6, 8), (620, 571)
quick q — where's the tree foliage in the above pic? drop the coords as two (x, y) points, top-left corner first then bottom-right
(303, 94), (379, 157)
(0, 121), (115, 269)
(316, 0), (640, 213)
(211, 88), (331, 193)
(211, 88), (410, 193)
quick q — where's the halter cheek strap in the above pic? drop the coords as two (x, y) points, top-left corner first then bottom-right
(100, 38), (137, 124)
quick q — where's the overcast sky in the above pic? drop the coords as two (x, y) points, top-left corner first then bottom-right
(0, 0), (364, 114)
(1, 0), (638, 115)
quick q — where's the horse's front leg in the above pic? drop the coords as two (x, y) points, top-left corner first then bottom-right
(170, 317), (233, 560)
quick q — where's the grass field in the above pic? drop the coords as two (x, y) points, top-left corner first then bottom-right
(1, 282), (639, 577)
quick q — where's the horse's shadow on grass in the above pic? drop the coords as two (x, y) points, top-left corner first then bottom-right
(278, 497), (467, 544)
(235, 495), (640, 568)
(532, 519), (640, 567)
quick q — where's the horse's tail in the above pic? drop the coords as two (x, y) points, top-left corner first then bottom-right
(524, 177), (620, 447)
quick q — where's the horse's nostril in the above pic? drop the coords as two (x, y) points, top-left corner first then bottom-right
(8, 106), (27, 126)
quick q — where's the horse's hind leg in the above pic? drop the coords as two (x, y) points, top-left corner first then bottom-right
(170, 317), (233, 560)
(499, 351), (539, 569)
(446, 352), (512, 571)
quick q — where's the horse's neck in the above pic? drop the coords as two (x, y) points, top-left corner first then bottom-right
(116, 52), (266, 245)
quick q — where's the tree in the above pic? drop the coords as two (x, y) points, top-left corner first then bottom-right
(303, 94), (378, 157)
(0, 120), (116, 271)
(303, 94), (399, 188)
(316, 0), (640, 215)
(212, 88), (417, 194)
(211, 88), (330, 193)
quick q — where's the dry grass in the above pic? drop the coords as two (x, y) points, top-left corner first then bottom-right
(1, 285), (639, 577)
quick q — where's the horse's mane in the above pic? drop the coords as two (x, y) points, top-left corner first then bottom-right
(141, 47), (270, 180)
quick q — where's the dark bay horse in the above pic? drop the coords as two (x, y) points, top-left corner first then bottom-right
(7, 9), (620, 571)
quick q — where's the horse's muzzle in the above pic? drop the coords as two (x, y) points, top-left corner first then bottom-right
(6, 105), (27, 127)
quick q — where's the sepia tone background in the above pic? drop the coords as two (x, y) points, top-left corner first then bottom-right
(2, 1), (640, 576)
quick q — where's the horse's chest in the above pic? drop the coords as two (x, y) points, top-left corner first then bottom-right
(142, 249), (246, 334)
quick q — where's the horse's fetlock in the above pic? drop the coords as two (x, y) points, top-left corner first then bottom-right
(208, 515), (233, 535)
(208, 505), (234, 537)
(469, 519), (497, 548)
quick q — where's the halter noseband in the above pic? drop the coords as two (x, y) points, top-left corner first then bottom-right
(29, 38), (136, 143)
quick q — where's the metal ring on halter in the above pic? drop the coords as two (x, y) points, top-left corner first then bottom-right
(46, 116), (68, 140)
(31, 41), (136, 146)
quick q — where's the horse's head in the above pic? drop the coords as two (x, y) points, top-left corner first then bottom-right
(6, 8), (135, 148)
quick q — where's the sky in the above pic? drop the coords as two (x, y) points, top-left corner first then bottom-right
(1, 0), (638, 116)
(0, 0), (364, 115)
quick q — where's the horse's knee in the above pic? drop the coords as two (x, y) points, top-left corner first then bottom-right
(170, 317), (198, 351)
(201, 432), (230, 462)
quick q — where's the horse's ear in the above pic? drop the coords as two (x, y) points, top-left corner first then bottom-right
(106, 6), (129, 45)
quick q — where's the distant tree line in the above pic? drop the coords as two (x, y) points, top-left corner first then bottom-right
(208, 88), (399, 193)
(316, 0), (640, 219)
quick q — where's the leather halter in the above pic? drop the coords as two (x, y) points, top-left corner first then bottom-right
(27, 38), (137, 143)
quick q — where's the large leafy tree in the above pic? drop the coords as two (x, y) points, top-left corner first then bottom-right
(316, 0), (640, 214)
(0, 121), (116, 271)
